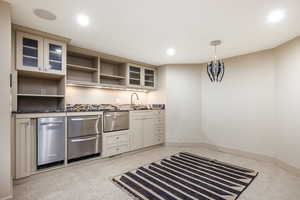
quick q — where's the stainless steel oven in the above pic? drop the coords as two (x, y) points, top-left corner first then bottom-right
(103, 111), (129, 133)
(67, 115), (102, 162)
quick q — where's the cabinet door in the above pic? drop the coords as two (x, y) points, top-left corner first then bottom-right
(143, 118), (156, 147)
(15, 118), (32, 179)
(44, 39), (66, 75)
(130, 118), (144, 150)
(127, 64), (142, 88)
(143, 67), (156, 89)
(16, 32), (44, 72)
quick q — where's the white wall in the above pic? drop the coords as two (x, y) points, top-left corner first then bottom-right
(0, 1), (12, 199)
(161, 36), (300, 169)
(274, 36), (300, 168)
(200, 50), (277, 157)
(162, 64), (203, 143)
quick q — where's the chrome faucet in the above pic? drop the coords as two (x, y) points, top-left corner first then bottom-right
(131, 93), (139, 105)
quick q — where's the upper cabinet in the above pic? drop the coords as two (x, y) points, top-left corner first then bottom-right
(16, 32), (66, 76)
(16, 32), (44, 72)
(44, 39), (66, 75)
(143, 67), (156, 89)
(127, 63), (142, 88)
(126, 64), (156, 89)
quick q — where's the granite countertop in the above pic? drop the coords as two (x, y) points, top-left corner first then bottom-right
(13, 104), (165, 114)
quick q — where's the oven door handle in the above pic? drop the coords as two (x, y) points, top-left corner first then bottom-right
(71, 117), (98, 121)
(95, 116), (101, 134)
(40, 121), (64, 125)
(71, 136), (97, 143)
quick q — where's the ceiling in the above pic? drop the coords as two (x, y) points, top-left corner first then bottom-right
(6, 0), (300, 65)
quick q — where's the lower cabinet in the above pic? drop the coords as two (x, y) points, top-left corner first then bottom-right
(15, 118), (35, 179)
(130, 110), (165, 151)
(102, 130), (130, 157)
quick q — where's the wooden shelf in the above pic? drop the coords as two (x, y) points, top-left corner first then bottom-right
(67, 80), (98, 86)
(100, 73), (126, 79)
(67, 64), (98, 72)
(17, 94), (65, 98)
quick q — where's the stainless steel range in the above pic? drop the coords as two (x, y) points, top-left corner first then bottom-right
(67, 114), (102, 162)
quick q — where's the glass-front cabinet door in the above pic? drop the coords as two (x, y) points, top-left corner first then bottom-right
(16, 32), (44, 72)
(127, 64), (142, 88)
(143, 67), (156, 89)
(44, 39), (66, 75)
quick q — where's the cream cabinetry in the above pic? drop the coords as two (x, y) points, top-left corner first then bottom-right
(102, 130), (130, 157)
(15, 118), (35, 179)
(43, 39), (66, 75)
(16, 31), (66, 75)
(16, 32), (44, 72)
(143, 67), (156, 89)
(126, 64), (156, 89)
(130, 110), (165, 151)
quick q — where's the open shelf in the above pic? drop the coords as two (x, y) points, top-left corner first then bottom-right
(67, 51), (99, 84)
(17, 96), (65, 112)
(17, 94), (65, 98)
(17, 74), (66, 112)
(100, 59), (126, 86)
(67, 64), (98, 72)
(67, 80), (98, 86)
(100, 73), (126, 79)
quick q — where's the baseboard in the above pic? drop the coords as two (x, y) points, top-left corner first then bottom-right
(0, 195), (13, 200)
(166, 142), (300, 177)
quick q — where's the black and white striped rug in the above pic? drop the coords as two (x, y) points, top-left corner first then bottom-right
(112, 152), (258, 200)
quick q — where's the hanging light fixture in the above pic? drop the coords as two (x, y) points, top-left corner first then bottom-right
(207, 40), (225, 82)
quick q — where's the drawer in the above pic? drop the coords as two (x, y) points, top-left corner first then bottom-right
(103, 144), (129, 157)
(103, 133), (129, 147)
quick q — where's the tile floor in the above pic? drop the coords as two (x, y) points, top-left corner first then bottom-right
(13, 145), (300, 200)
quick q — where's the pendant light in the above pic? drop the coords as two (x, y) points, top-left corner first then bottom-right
(207, 40), (225, 82)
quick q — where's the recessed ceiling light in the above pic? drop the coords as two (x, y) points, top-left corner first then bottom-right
(33, 9), (56, 21)
(77, 14), (90, 26)
(166, 48), (176, 56)
(267, 9), (286, 24)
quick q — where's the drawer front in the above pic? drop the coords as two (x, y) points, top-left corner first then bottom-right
(68, 135), (100, 160)
(103, 144), (129, 157)
(68, 115), (101, 138)
(103, 133), (129, 147)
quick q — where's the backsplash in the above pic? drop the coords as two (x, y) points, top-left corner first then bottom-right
(66, 86), (149, 105)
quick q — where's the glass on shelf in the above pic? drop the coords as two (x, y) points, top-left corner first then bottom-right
(22, 38), (38, 67)
(129, 66), (141, 73)
(48, 44), (62, 71)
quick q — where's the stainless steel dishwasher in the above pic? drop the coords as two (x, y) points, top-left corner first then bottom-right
(37, 117), (65, 169)
(103, 111), (129, 133)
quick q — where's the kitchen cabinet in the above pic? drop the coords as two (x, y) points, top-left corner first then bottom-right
(16, 31), (66, 75)
(143, 67), (156, 89)
(15, 118), (34, 179)
(44, 39), (66, 75)
(130, 117), (144, 150)
(126, 64), (157, 89)
(102, 130), (130, 157)
(127, 63), (142, 88)
(16, 32), (44, 72)
(130, 110), (165, 151)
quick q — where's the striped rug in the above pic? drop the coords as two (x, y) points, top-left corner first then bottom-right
(112, 152), (258, 200)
